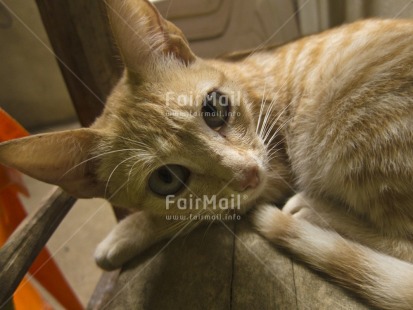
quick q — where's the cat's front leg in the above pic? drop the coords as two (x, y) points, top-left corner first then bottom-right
(251, 203), (413, 309)
(251, 192), (349, 245)
(254, 193), (413, 262)
(95, 211), (196, 270)
(251, 204), (291, 244)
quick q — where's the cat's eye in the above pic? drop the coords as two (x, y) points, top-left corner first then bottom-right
(148, 165), (190, 196)
(202, 91), (230, 130)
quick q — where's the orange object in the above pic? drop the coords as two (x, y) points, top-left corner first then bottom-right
(0, 108), (83, 310)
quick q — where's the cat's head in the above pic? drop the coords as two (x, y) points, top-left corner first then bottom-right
(0, 0), (288, 217)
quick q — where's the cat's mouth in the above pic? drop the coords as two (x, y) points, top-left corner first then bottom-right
(232, 168), (267, 214)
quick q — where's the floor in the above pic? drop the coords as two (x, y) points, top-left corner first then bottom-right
(16, 123), (117, 308)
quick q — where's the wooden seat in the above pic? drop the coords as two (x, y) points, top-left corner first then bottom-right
(0, 1), (370, 308)
(91, 220), (368, 309)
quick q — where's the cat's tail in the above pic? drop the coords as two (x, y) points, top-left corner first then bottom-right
(253, 205), (413, 310)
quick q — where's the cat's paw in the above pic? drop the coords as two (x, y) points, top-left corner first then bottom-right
(94, 235), (140, 271)
(282, 193), (328, 227)
(282, 193), (314, 220)
(251, 204), (293, 241)
(94, 211), (158, 270)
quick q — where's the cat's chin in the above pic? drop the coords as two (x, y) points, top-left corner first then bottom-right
(235, 184), (266, 215)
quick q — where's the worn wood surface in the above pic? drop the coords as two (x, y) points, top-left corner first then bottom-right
(35, 0), (122, 127)
(0, 187), (76, 305)
(97, 218), (370, 310)
(88, 270), (120, 310)
(102, 222), (235, 309)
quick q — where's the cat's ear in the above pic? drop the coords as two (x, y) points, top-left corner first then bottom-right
(105, 0), (196, 72)
(0, 129), (105, 198)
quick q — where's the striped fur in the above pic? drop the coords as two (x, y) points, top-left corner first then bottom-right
(248, 20), (413, 309)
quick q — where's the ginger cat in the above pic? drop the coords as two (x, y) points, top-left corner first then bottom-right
(0, 0), (412, 308)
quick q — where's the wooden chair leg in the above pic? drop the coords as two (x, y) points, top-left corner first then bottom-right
(0, 188), (76, 305)
(35, 0), (122, 128)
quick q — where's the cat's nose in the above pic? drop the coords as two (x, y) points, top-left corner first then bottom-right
(239, 166), (260, 191)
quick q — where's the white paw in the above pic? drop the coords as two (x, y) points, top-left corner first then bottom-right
(283, 193), (314, 220)
(94, 235), (139, 271)
(94, 212), (156, 270)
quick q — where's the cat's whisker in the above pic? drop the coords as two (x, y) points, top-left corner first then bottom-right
(262, 96), (297, 145)
(104, 154), (144, 198)
(256, 81), (269, 134)
(266, 137), (287, 158)
(266, 154), (281, 164)
(259, 96), (277, 139)
(259, 76), (295, 140)
(267, 149), (287, 165)
(126, 153), (153, 193)
(266, 151), (289, 167)
(62, 148), (147, 179)
(265, 114), (295, 148)
(116, 136), (150, 149)
(259, 65), (303, 141)
(267, 148), (285, 162)
(266, 132), (285, 152)
(267, 133), (286, 149)
(258, 96), (272, 138)
(266, 154), (279, 164)
(262, 103), (287, 143)
(261, 93), (284, 141)
(265, 139), (285, 162)
(256, 101), (265, 135)
(262, 123), (274, 144)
